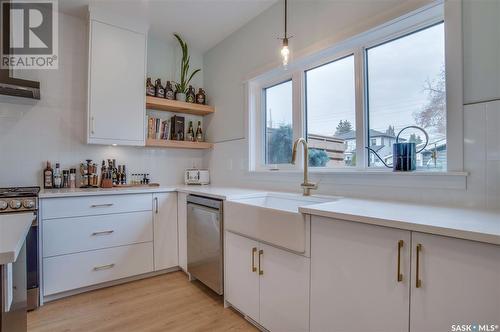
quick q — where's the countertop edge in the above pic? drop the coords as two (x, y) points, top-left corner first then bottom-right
(300, 208), (500, 246)
(0, 214), (33, 265)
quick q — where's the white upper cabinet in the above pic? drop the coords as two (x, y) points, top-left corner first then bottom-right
(463, 0), (500, 103)
(410, 232), (500, 332)
(310, 216), (411, 332)
(87, 7), (148, 146)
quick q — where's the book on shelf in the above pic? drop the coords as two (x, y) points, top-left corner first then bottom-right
(148, 116), (171, 140)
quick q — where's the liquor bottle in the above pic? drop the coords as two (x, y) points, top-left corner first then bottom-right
(121, 165), (127, 185)
(155, 79), (165, 98)
(146, 78), (155, 97)
(195, 121), (203, 142)
(196, 88), (206, 105)
(165, 81), (175, 100)
(112, 159), (117, 185)
(186, 121), (195, 141)
(43, 161), (54, 189)
(186, 85), (196, 103)
(53, 163), (62, 189)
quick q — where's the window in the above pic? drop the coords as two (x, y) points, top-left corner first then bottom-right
(366, 23), (446, 169)
(249, 3), (450, 173)
(265, 80), (293, 165)
(306, 55), (356, 168)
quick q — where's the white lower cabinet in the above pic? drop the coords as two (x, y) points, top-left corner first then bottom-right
(41, 192), (181, 300)
(177, 192), (188, 271)
(225, 231), (309, 332)
(43, 242), (153, 296)
(409, 232), (500, 332)
(225, 231), (260, 321)
(310, 216), (500, 332)
(311, 216), (411, 332)
(259, 243), (310, 332)
(153, 193), (178, 271)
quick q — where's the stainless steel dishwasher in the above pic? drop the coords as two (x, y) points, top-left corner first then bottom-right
(187, 195), (223, 295)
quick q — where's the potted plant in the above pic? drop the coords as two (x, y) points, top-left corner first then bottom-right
(173, 34), (201, 102)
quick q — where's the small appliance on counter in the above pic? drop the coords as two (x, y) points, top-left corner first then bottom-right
(184, 169), (210, 185)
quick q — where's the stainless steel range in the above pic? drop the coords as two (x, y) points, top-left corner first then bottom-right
(0, 187), (40, 311)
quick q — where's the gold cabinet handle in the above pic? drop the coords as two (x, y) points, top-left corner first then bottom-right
(416, 244), (422, 288)
(251, 247), (257, 272)
(258, 249), (264, 275)
(397, 240), (404, 282)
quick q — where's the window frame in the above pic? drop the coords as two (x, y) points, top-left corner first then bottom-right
(248, 1), (457, 173)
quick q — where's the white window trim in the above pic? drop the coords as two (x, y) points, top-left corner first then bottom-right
(247, 0), (464, 176)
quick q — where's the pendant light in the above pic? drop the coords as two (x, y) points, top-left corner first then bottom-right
(279, 0), (291, 68)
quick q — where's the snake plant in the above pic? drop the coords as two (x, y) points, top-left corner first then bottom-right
(173, 33), (201, 94)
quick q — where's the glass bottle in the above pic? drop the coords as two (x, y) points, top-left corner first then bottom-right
(196, 88), (206, 105)
(43, 161), (53, 189)
(186, 121), (195, 141)
(69, 168), (76, 188)
(53, 163), (62, 189)
(195, 121), (203, 142)
(165, 81), (175, 100)
(186, 85), (196, 103)
(146, 78), (155, 97)
(155, 79), (165, 98)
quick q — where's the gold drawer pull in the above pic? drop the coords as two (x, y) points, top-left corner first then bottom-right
(397, 240), (404, 282)
(258, 250), (264, 275)
(93, 263), (115, 271)
(251, 247), (257, 272)
(416, 244), (422, 288)
(91, 230), (114, 236)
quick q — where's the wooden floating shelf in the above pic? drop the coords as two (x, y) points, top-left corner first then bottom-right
(145, 139), (213, 150)
(146, 96), (215, 116)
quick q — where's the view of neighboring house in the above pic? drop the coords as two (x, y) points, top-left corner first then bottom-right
(335, 129), (399, 167)
(307, 134), (346, 167)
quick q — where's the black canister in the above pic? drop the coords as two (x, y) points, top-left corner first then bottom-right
(366, 125), (428, 172)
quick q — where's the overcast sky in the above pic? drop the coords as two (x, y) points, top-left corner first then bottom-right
(266, 23), (445, 142)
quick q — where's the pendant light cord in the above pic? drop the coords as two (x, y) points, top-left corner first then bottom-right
(284, 0), (287, 38)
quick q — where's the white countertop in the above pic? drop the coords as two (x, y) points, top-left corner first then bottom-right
(39, 185), (500, 245)
(40, 185), (262, 200)
(39, 186), (177, 198)
(0, 212), (34, 265)
(300, 198), (500, 245)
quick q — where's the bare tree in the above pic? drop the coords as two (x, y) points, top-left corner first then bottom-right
(414, 68), (446, 135)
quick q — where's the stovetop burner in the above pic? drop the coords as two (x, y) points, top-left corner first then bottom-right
(0, 186), (40, 197)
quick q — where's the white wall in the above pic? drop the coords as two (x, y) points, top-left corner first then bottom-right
(203, 0), (500, 209)
(0, 13), (205, 188)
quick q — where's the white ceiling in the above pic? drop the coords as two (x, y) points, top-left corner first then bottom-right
(59, 0), (278, 52)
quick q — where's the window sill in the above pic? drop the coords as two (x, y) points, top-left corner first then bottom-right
(246, 168), (468, 190)
(251, 168), (467, 176)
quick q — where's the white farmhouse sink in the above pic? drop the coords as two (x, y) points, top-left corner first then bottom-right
(224, 193), (336, 253)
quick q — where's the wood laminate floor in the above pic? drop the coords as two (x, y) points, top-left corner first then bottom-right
(28, 271), (257, 332)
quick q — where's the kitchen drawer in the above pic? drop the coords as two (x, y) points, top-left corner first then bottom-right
(41, 194), (152, 219)
(42, 211), (153, 257)
(43, 242), (153, 296)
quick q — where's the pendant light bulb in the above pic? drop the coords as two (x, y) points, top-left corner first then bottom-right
(281, 38), (289, 68)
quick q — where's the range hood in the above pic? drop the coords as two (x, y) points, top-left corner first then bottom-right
(0, 1), (40, 99)
(0, 69), (40, 99)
